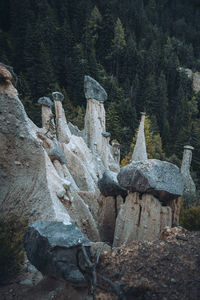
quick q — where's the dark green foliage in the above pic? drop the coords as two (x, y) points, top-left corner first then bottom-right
(180, 205), (200, 231)
(0, 215), (28, 283)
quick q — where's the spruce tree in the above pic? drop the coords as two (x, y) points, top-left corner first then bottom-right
(111, 18), (126, 76)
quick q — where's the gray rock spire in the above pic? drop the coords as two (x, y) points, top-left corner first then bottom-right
(131, 112), (147, 162)
(84, 76), (107, 165)
(52, 91), (71, 143)
(181, 145), (196, 206)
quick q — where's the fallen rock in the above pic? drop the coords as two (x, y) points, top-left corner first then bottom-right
(98, 170), (127, 198)
(118, 159), (184, 202)
(24, 221), (91, 286)
(84, 75), (107, 101)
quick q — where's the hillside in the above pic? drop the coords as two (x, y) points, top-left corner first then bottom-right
(0, 0), (200, 189)
(0, 227), (200, 299)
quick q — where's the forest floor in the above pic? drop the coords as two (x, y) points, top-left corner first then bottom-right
(0, 226), (200, 300)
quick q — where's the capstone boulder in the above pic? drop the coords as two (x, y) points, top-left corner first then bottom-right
(118, 159), (184, 202)
(84, 75), (107, 101)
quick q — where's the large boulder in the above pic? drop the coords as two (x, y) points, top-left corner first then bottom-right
(24, 221), (90, 285)
(118, 159), (184, 202)
(84, 75), (107, 101)
(98, 170), (127, 198)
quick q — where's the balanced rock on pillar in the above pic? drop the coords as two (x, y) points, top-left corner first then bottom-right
(52, 91), (71, 144)
(84, 75), (107, 101)
(118, 159), (184, 203)
(38, 97), (54, 132)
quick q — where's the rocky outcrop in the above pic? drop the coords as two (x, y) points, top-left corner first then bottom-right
(1, 69), (127, 243)
(0, 91), (71, 224)
(113, 192), (172, 247)
(0, 64), (189, 251)
(118, 159), (184, 202)
(24, 221), (90, 285)
(0, 75), (103, 241)
(0, 87), (101, 240)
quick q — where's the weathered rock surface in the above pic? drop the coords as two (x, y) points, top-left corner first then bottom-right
(193, 72), (200, 93)
(0, 92), (71, 223)
(181, 145), (196, 206)
(68, 122), (84, 138)
(132, 113), (147, 162)
(98, 170), (127, 198)
(84, 75), (107, 101)
(113, 192), (172, 246)
(98, 195), (123, 243)
(0, 83), (100, 241)
(53, 98), (71, 144)
(24, 221), (90, 285)
(38, 97), (53, 107)
(118, 159), (184, 202)
(48, 143), (66, 164)
(84, 98), (106, 153)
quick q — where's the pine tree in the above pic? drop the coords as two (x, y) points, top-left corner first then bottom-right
(106, 101), (122, 142)
(111, 18), (126, 76)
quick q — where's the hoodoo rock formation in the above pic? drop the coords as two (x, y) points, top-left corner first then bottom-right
(131, 112), (147, 162)
(0, 64), (196, 286)
(181, 145), (196, 206)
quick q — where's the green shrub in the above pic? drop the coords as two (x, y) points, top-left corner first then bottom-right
(0, 215), (28, 283)
(180, 205), (200, 231)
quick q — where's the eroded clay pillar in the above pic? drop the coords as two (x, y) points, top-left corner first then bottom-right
(38, 97), (54, 131)
(181, 145), (196, 206)
(132, 112), (148, 162)
(111, 141), (120, 164)
(84, 75), (108, 157)
(52, 92), (71, 144)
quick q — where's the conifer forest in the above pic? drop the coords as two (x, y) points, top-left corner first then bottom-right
(0, 0), (200, 193)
